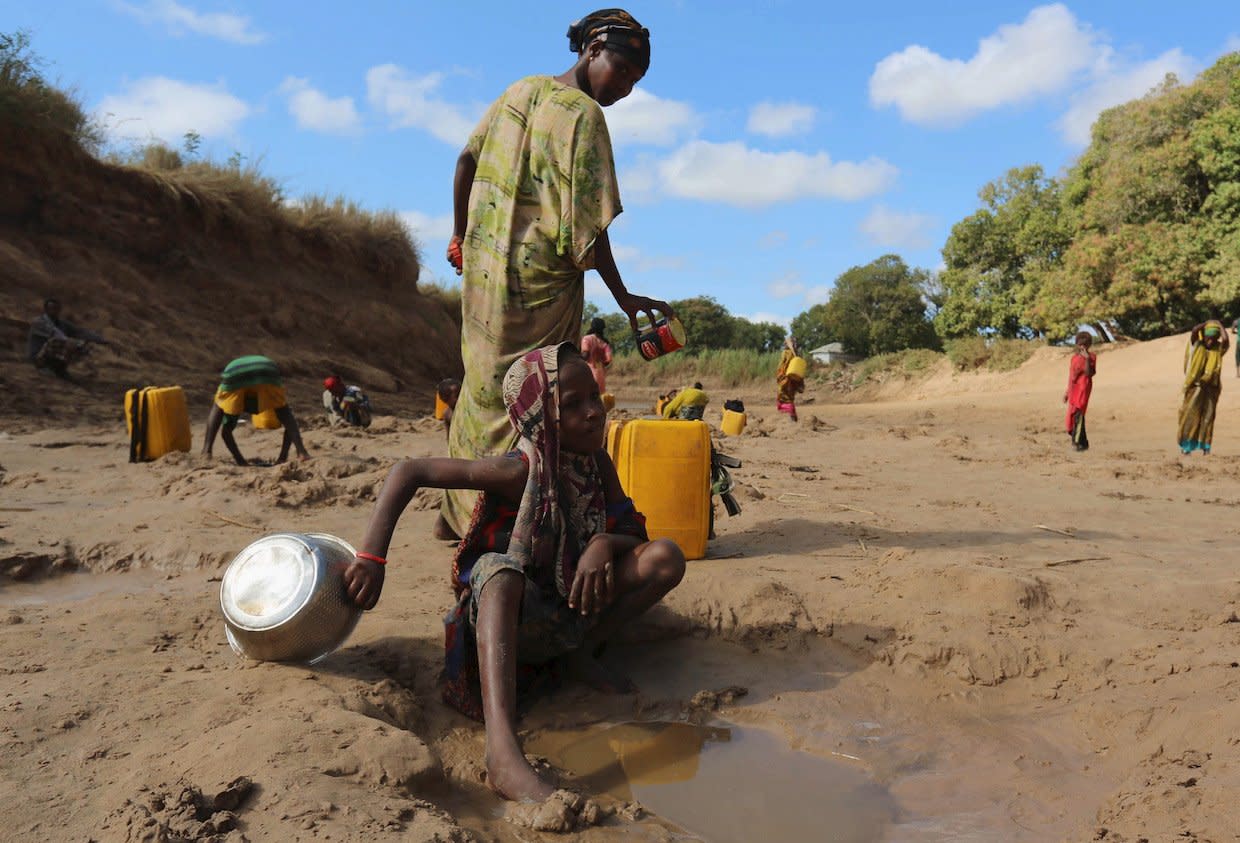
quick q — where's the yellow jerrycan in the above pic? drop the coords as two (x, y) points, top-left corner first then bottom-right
(607, 418), (711, 560)
(125, 386), (192, 462)
(785, 356), (808, 380)
(721, 409), (746, 436)
(251, 408), (282, 429)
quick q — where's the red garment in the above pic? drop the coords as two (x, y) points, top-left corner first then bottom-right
(1064, 351), (1096, 432)
(580, 333), (612, 392)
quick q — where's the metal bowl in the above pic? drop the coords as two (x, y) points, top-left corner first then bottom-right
(220, 532), (362, 664)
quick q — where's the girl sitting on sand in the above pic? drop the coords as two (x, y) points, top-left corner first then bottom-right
(343, 343), (686, 803)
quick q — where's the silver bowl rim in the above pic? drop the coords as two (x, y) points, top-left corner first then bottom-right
(219, 531), (359, 633)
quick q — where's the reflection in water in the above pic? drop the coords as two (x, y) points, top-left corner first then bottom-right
(528, 721), (898, 843)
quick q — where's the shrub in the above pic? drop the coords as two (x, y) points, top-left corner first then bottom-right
(851, 348), (946, 385)
(0, 30), (104, 151)
(945, 336), (1039, 371)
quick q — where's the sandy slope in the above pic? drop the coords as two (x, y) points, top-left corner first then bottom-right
(2, 336), (1238, 842)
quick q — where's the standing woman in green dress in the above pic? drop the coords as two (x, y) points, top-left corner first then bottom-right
(438, 9), (674, 538)
(1178, 320), (1229, 455)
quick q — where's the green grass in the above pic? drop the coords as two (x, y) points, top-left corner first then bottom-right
(945, 337), (1039, 372)
(850, 348), (946, 385)
(609, 349), (785, 387)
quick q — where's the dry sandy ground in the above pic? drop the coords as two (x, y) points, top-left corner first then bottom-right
(2, 336), (1238, 842)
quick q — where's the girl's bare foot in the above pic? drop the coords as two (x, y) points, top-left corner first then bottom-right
(485, 746), (555, 803)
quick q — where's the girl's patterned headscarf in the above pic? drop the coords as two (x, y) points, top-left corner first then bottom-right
(503, 342), (606, 597)
(567, 8), (651, 73)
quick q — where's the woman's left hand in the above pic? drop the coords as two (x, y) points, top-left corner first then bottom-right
(569, 535), (616, 616)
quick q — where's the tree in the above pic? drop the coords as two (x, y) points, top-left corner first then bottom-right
(730, 317), (786, 352)
(668, 296), (735, 352)
(818, 255), (940, 357)
(789, 303), (832, 350)
(936, 165), (1068, 338)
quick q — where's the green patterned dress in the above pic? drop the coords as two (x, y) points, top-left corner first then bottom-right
(443, 76), (622, 534)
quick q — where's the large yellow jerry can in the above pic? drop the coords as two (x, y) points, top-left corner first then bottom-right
(251, 408), (282, 429)
(125, 386), (192, 462)
(608, 419), (710, 560)
(721, 409), (746, 435)
(785, 356), (808, 379)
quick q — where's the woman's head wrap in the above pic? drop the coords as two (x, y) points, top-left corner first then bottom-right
(1204, 323), (1222, 338)
(567, 8), (650, 73)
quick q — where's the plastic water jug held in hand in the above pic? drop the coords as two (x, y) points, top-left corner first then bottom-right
(635, 316), (686, 361)
(786, 356), (808, 380)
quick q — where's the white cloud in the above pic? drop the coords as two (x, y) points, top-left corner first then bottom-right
(653, 140), (898, 207)
(1057, 48), (1196, 146)
(366, 64), (479, 146)
(610, 243), (686, 273)
(116, 0), (265, 45)
(869, 3), (1098, 126)
(766, 272), (805, 300)
(858, 205), (938, 250)
(1225, 35), (1240, 54)
(803, 285), (832, 306)
(747, 102), (816, 137)
(280, 77), (360, 135)
(399, 211), (455, 243)
(606, 89), (699, 147)
(740, 311), (793, 329)
(97, 77), (249, 140)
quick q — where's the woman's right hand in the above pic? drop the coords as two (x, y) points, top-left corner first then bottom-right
(447, 236), (464, 276)
(616, 292), (674, 334)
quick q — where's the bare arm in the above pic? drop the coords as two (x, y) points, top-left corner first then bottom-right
(345, 455), (526, 609)
(593, 229), (675, 333)
(447, 150), (477, 274)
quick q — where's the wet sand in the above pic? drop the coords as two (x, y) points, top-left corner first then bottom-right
(2, 335), (1238, 841)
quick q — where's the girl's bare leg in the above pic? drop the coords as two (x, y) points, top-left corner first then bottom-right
(565, 539), (686, 690)
(476, 570), (555, 802)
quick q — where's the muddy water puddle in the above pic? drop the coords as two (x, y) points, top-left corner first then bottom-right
(526, 720), (898, 842)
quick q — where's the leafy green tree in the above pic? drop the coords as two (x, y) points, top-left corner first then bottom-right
(668, 296), (735, 351)
(730, 317), (785, 352)
(936, 165), (1068, 338)
(818, 255), (940, 357)
(789, 303), (832, 350)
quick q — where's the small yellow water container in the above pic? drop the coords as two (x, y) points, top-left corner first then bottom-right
(607, 418), (711, 560)
(721, 409), (746, 436)
(251, 408), (282, 429)
(785, 355), (808, 380)
(125, 386), (192, 462)
(434, 393), (449, 420)
(601, 392), (615, 412)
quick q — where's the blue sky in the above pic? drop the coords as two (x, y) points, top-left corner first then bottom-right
(7, 1), (1238, 328)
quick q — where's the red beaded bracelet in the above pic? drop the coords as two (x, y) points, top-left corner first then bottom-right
(355, 551), (387, 566)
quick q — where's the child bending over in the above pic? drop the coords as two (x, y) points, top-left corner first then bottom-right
(343, 343), (686, 803)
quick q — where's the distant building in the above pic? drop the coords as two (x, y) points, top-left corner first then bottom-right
(809, 342), (862, 364)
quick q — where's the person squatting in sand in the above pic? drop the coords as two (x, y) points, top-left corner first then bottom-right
(1178, 320), (1229, 455)
(439, 8), (674, 540)
(344, 344), (686, 802)
(322, 375), (372, 428)
(661, 382), (709, 420)
(1064, 331), (1096, 452)
(776, 336), (805, 422)
(202, 355), (310, 466)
